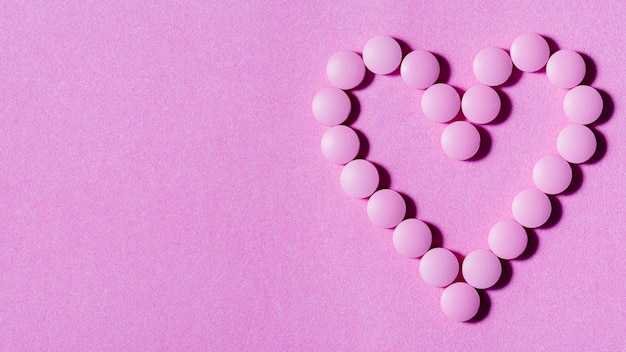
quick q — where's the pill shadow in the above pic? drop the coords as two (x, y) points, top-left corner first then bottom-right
(490, 259), (513, 290)
(540, 195), (563, 229)
(343, 91), (361, 125)
(433, 53), (451, 83)
(586, 128), (608, 164)
(542, 35), (561, 54)
(489, 90), (512, 125)
(423, 221), (444, 248)
(352, 61), (376, 91)
(467, 290), (491, 323)
(449, 250), (465, 283)
(592, 89), (614, 125)
(399, 192), (418, 219)
(516, 228), (539, 261)
(354, 128), (369, 159)
(467, 125), (492, 161)
(580, 53), (597, 86)
(501, 63), (523, 87)
(561, 164), (584, 195)
(373, 162), (392, 189)
(392, 38), (414, 76)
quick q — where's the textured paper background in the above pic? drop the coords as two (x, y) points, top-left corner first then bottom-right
(0, 1), (624, 350)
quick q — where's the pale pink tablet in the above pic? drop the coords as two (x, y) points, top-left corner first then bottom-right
(326, 50), (366, 90)
(532, 155), (572, 194)
(546, 49), (586, 89)
(488, 220), (528, 260)
(320, 125), (360, 164)
(462, 249), (502, 289)
(440, 282), (480, 322)
(392, 219), (432, 258)
(563, 85), (603, 124)
(440, 121), (480, 160)
(421, 83), (461, 123)
(557, 124), (597, 164)
(473, 47), (512, 86)
(400, 50), (440, 89)
(366, 189), (406, 228)
(512, 188), (551, 228)
(312, 87), (352, 126)
(510, 33), (550, 72)
(419, 247), (459, 287)
(362, 36), (403, 75)
(461, 85), (501, 124)
(340, 159), (379, 199)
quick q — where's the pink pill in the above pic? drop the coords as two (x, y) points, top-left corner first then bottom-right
(510, 33), (550, 72)
(419, 247), (459, 287)
(532, 155), (572, 194)
(557, 124), (597, 164)
(421, 83), (461, 123)
(473, 47), (513, 86)
(392, 219), (432, 258)
(400, 50), (440, 89)
(461, 85), (501, 124)
(367, 189), (406, 228)
(440, 121), (480, 161)
(340, 159), (379, 199)
(462, 249), (502, 289)
(440, 282), (480, 322)
(546, 49), (586, 89)
(326, 50), (366, 90)
(563, 85), (603, 125)
(512, 189), (551, 228)
(320, 125), (360, 164)
(312, 87), (352, 126)
(488, 220), (528, 260)
(362, 36), (402, 75)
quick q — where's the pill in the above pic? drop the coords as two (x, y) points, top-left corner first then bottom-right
(401, 50), (440, 89)
(419, 247), (459, 287)
(367, 189), (406, 228)
(421, 83), (461, 123)
(392, 218), (432, 258)
(473, 47), (513, 86)
(326, 50), (366, 90)
(363, 35), (403, 75)
(340, 159), (379, 199)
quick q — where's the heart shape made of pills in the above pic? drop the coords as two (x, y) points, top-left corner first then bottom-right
(312, 33), (606, 322)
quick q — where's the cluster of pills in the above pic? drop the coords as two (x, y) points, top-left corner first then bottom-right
(312, 33), (603, 322)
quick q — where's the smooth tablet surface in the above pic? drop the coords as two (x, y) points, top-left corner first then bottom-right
(461, 85), (501, 124)
(326, 50), (366, 90)
(320, 125), (360, 164)
(312, 87), (352, 126)
(488, 220), (528, 260)
(532, 155), (572, 194)
(401, 50), (440, 89)
(419, 248), (459, 287)
(421, 83), (460, 123)
(512, 189), (551, 228)
(367, 189), (406, 228)
(441, 121), (480, 160)
(557, 124), (597, 164)
(546, 49), (586, 89)
(563, 85), (603, 124)
(462, 249), (502, 289)
(510, 33), (550, 72)
(340, 159), (379, 198)
(392, 219), (432, 258)
(440, 282), (480, 322)
(473, 47), (512, 86)
(362, 36), (402, 75)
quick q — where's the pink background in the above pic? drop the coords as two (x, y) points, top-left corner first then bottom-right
(0, 1), (624, 350)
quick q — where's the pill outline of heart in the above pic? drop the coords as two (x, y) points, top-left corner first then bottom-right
(313, 34), (612, 322)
